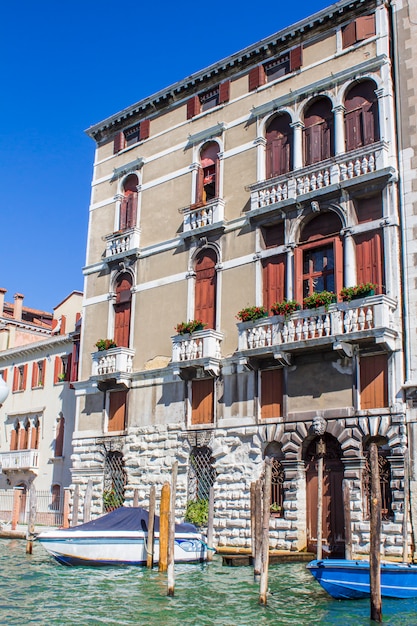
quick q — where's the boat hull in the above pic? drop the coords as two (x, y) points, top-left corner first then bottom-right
(307, 559), (417, 599)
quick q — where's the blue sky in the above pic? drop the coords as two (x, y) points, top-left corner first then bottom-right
(0, 0), (332, 313)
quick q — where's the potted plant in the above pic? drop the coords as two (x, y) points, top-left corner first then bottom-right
(340, 282), (377, 302)
(236, 306), (268, 322)
(271, 300), (301, 319)
(95, 339), (117, 351)
(303, 291), (336, 311)
(270, 502), (282, 516)
(175, 320), (207, 335)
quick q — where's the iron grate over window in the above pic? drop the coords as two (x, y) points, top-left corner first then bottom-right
(363, 450), (393, 521)
(188, 446), (216, 502)
(103, 451), (126, 512)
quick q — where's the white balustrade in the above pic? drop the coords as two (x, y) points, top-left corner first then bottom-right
(105, 228), (140, 258)
(172, 329), (223, 363)
(183, 199), (225, 233)
(0, 449), (39, 471)
(91, 347), (135, 376)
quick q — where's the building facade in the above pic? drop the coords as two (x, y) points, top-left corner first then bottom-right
(74, 0), (410, 555)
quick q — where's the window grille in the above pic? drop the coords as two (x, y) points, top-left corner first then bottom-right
(271, 459), (284, 515)
(103, 451), (126, 512)
(187, 446), (216, 502)
(363, 450), (393, 521)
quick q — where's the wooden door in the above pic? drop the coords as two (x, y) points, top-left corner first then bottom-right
(195, 250), (217, 329)
(262, 255), (285, 311)
(305, 436), (345, 557)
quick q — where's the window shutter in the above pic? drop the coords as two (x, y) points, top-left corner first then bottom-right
(195, 166), (204, 204)
(345, 110), (361, 151)
(31, 421), (40, 449)
(218, 80), (230, 104)
(119, 197), (128, 230)
(187, 95), (201, 119)
(248, 65), (266, 91)
(261, 369), (283, 419)
(67, 353), (72, 382)
(356, 14), (376, 41)
(191, 379), (214, 425)
(360, 354), (388, 409)
(113, 131), (125, 154)
(22, 365), (28, 390)
(140, 119), (150, 141)
(54, 356), (61, 384)
(355, 230), (383, 292)
(194, 250), (217, 329)
(2, 369), (7, 382)
(294, 246), (303, 302)
(125, 192), (138, 229)
(363, 108), (376, 145)
(60, 316), (66, 335)
(289, 45), (302, 71)
(31, 362), (38, 388)
(342, 21), (357, 48)
(55, 418), (65, 457)
(10, 428), (17, 451)
(334, 237), (344, 297)
(262, 255), (285, 312)
(108, 390), (127, 432)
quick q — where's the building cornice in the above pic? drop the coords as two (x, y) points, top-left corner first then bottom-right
(0, 335), (71, 362)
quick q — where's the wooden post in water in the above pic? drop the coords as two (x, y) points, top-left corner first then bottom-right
(316, 437), (326, 560)
(83, 479), (93, 522)
(259, 458), (272, 605)
(167, 461), (178, 596)
(147, 485), (156, 568)
(72, 484), (80, 527)
(62, 488), (70, 528)
(369, 440), (382, 623)
(403, 452), (410, 563)
(133, 489), (139, 508)
(26, 484), (37, 554)
(159, 481), (170, 572)
(250, 482), (256, 562)
(11, 487), (23, 531)
(207, 486), (214, 562)
(343, 479), (352, 560)
(254, 479), (263, 580)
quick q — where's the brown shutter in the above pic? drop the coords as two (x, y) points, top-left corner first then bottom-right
(22, 365), (28, 390)
(355, 230), (383, 292)
(12, 367), (18, 392)
(108, 391), (127, 432)
(119, 197), (128, 230)
(194, 250), (217, 329)
(345, 109), (361, 151)
(31, 421), (40, 449)
(262, 255), (285, 312)
(113, 131), (125, 154)
(334, 237), (344, 297)
(67, 353), (73, 382)
(54, 356), (61, 384)
(55, 417), (65, 457)
(294, 246), (303, 303)
(187, 95), (201, 119)
(10, 427), (17, 451)
(31, 362), (38, 388)
(60, 316), (66, 335)
(195, 166), (204, 204)
(362, 108), (376, 145)
(125, 193), (138, 229)
(191, 379), (214, 425)
(289, 45), (302, 71)
(360, 354), (388, 409)
(140, 119), (150, 140)
(356, 14), (376, 41)
(2, 369), (7, 382)
(261, 369), (283, 418)
(219, 80), (230, 104)
(342, 20), (357, 48)
(248, 65), (266, 91)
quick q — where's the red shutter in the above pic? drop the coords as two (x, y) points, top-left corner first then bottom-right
(355, 231), (383, 292)
(108, 391), (127, 432)
(342, 21), (357, 48)
(10, 428), (17, 451)
(261, 369), (283, 418)
(67, 353), (73, 382)
(22, 365), (28, 390)
(31, 362), (38, 388)
(289, 45), (302, 71)
(195, 250), (217, 329)
(12, 367), (18, 392)
(60, 316), (66, 335)
(187, 95), (201, 119)
(31, 421), (40, 449)
(248, 65), (266, 91)
(345, 109), (361, 151)
(360, 354), (388, 409)
(41, 359), (46, 385)
(140, 119), (150, 140)
(55, 418), (65, 457)
(356, 14), (376, 41)
(195, 166), (204, 204)
(294, 246), (303, 303)
(125, 192), (138, 229)
(334, 237), (344, 297)
(191, 379), (214, 425)
(262, 255), (286, 312)
(1, 369), (7, 382)
(219, 80), (230, 104)
(54, 357), (61, 384)
(119, 197), (128, 230)
(362, 108), (375, 145)
(113, 131), (125, 154)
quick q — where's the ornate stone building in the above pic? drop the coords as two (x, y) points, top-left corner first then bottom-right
(73, 0), (412, 555)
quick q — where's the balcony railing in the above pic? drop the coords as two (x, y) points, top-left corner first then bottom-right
(249, 142), (390, 212)
(91, 347), (135, 377)
(172, 329), (223, 376)
(104, 228), (140, 258)
(0, 450), (39, 472)
(182, 198), (225, 234)
(237, 295), (398, 355)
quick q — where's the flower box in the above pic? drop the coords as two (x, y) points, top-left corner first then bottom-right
(303, 291), (337, 311)
(270, 300), (301, 318)
(236, 306), (268, 323)
(340, 283), (377, 302)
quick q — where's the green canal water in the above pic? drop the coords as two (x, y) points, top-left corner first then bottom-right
(1, 539), (417, 626)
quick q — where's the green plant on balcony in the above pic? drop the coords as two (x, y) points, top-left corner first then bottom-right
(57, 372), (66, 382)
(95, 339), (117, 351)
(236, 306), (268, 322)
(340, 282), (377, 302)
(175, 320), (207, 335)
(303, 290), (336, 311)
(271, 300), (301, 319)
(184, 498), (209, 527)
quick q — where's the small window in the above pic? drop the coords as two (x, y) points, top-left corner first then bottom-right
(54, 356), (69, 383)
(187, 81), (230, 119)
(187, 446), (216, 506)
(265, 54), (290, 82)
(113, 120), (150, 153)
(55, 416), (65, 457)
(200, 87), (219, 112)
(51, 484), (61, 511)
(264, 442), (284, 517)
(12, 365), (27, 392)
(196, 142), (219, 205)
(32, 360), (45, 388)
(342, 14), (376, 48)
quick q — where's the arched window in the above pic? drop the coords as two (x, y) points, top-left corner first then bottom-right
(114, 273), (132, 348)
(363, 447), (393, 521)
(194, 249), (217, 329)
(19, 420), (30, 450)
(51, 484), (61, 511)
(265, 113), (292, 178)
(344, 81), (379, 151)
(119, 174), (138, 231)
(196, 142), (219, 205)
(303, 98), (334, 165)
(103, 451), (126, 512)
(264, 442), (284, 517)
(55, 416), (65, 457)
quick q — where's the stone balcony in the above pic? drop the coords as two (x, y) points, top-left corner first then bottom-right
(104, 227), (140, 260)
(181, 198), (225, 236)
(248, 142), (393, 216)
(0, 449), (39, 472)
(237, 295), (398, 365)
(171, 329), (224, 377)
(91, 347), (135, 388)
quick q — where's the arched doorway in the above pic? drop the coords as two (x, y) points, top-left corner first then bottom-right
(304, 434), (345, 557)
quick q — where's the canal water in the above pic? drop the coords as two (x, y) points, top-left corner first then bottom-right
(1, 539), (416, 625)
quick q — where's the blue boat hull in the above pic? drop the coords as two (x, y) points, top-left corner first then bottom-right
(307, 559), (417, 599)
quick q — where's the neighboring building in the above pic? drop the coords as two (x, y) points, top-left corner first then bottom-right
(74, 0), (410, 555)
(0, 291), (82, 523)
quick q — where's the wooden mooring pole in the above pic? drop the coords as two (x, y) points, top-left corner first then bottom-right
(83, 479), (93, 523)
(146, 485), (156, 569)
(133, 489), (139, 508)
(316, 437), (325, 560)
(403, 452), (410, 563)
(254, 479), (263, 580)
(72, 484), (80, 527)
(167, 461), (178, 596)
(207, 486), (214, 562)
(159, 482), (170, 572)
(26, 484), (37, 554)
(250, 482), (256, 563)
(259, 458), (272, 605)
(343, 479), (352, 560)
(369, 441), (382, 623)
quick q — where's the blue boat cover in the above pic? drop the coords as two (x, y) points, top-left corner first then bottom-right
(65, 507), (199, 534)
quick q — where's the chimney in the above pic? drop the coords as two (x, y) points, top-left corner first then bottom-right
(0, 288), (6, 316)
(13, 293), (24, 321)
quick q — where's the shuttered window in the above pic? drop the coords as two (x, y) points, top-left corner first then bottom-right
(119, 174), (138, 231)
(342, 14), (376, 48)
(248, 65), (266, 91)
(187, 95), (201, 119)
(191, 379), (214, 425)
(265, 114), (292, 178)
(195, 249), (217, 329)
(31, 419), (40, 450)
(114, 273), (132, 348)
(12, 365), (27, 392)
(55, 417), (65, 457)
(261, 369), (283, 419)
(360, 354), (388, 409)
(345, 81), (379, 151)
(108, 390), (127, 432)
(113, 121), (150, 153)
(304, 98), (334, 165)
(196, 142), (219, 204)
(262, 255), (285, 312)
(355, 230), (383, 293)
